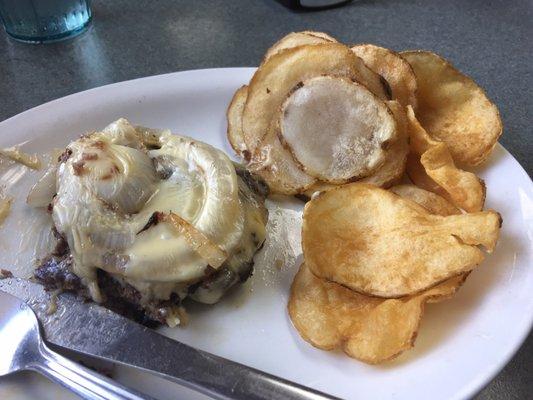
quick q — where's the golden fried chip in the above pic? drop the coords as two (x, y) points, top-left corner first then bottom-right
(390, 183), (470, 302)
(226, 85), (250, 161)
(401, 51), (502, 166)
(352, 44), (417, 108)
(303, 183), (501, 297)
(390, 184), (460, 217)
(421, 143), (486, 212)
(263, 31), (336, 62)
(406, 106), (486, 212)
(243, 43), (389, 151)
(288, 264), (468, 364)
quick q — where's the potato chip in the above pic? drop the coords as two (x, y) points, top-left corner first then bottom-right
(225, 84), (316, 195)
(421, 143), (486, 212)
(303, 183), (501, 297)
(406, 106), (486, 212)
(243, 43), (389, 152)
(226, 85), (250, 161)
(299, 100), (408, 199)
(288, 264), (468, 364)
(401, 51), (502, 166)
(390, 183), (470, 302)
(278, 76), (397, 183)
(263, 31), (336, 62)
(352, 44), (417, 108)
(390, 184), (460, 217)
(251, 123), (316, 195)
(360, 100), (409, 187)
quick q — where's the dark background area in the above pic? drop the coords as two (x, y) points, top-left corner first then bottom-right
(0, 0), (531, 399)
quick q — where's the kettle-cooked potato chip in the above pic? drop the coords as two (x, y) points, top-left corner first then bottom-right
(226, 84), (316, 194)
(390, 184), (460, 217)
(401, 51), (502, 166)
(278, 76), (397, 183)
(263, 31), (337, 62)
(303, 183), (501, 297)
(243, 43), (389, 152)
(288, 264), (469, 364)
(251, 123), (316, 195)
(406, 106), (486, 212)
(352, 44), (417, 109)
(299, 100), (409, 199)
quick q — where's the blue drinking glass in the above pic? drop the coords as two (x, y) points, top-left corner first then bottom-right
(0, 0), (91, 43)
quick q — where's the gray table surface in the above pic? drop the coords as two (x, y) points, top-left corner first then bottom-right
(0, 0), (531, 399)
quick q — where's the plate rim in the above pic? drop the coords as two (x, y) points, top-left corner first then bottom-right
(1, 67), (532, 400)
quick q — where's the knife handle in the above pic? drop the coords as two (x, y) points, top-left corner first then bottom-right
(28, 340), (152, 400)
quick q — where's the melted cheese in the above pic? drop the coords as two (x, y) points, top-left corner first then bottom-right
(51, 119), (264, 303)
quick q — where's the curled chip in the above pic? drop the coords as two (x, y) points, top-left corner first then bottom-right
(352, 44), (417, 108)
(406, 106), (486, 212)
(288, 264), (469, 364)
(243, 43), (389, 152)
(391, 183), (470, 302)
(279, 76), (397, 183)
(303, 183), (501, 297)
(401, 51), (502, 166)
(263, 31), (336, 62)
(226, 85), (250, 161)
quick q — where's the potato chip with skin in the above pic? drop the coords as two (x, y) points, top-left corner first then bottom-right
(351, 44), (417, 109)
(243, 43), (390, 152)
(251, 123), (316, 195)
(300, 100), (408, 199)
(401, 51), (502, 166)
(406, 106), (486, 212)
(225, 85), (316, 195)
(226, 85), (250, 161)
(288, 264), (469, 364)
(263, 31), (336, 62)
(278, 76), (397, 183)
(360, 100), (409, 187)
(303, 183), (501, 298)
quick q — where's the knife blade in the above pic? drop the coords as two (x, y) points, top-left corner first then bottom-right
(0, 278), (338, 400)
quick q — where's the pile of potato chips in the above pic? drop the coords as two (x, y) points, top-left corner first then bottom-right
(227, 31), (503, 364)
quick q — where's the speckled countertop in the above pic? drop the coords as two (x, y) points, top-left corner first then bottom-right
(0, 1), (531, 399)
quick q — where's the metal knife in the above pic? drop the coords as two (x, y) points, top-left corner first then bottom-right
(0, 278), (338, 400)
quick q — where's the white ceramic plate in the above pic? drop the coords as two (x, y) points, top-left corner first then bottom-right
(0, 68), (532, 400)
